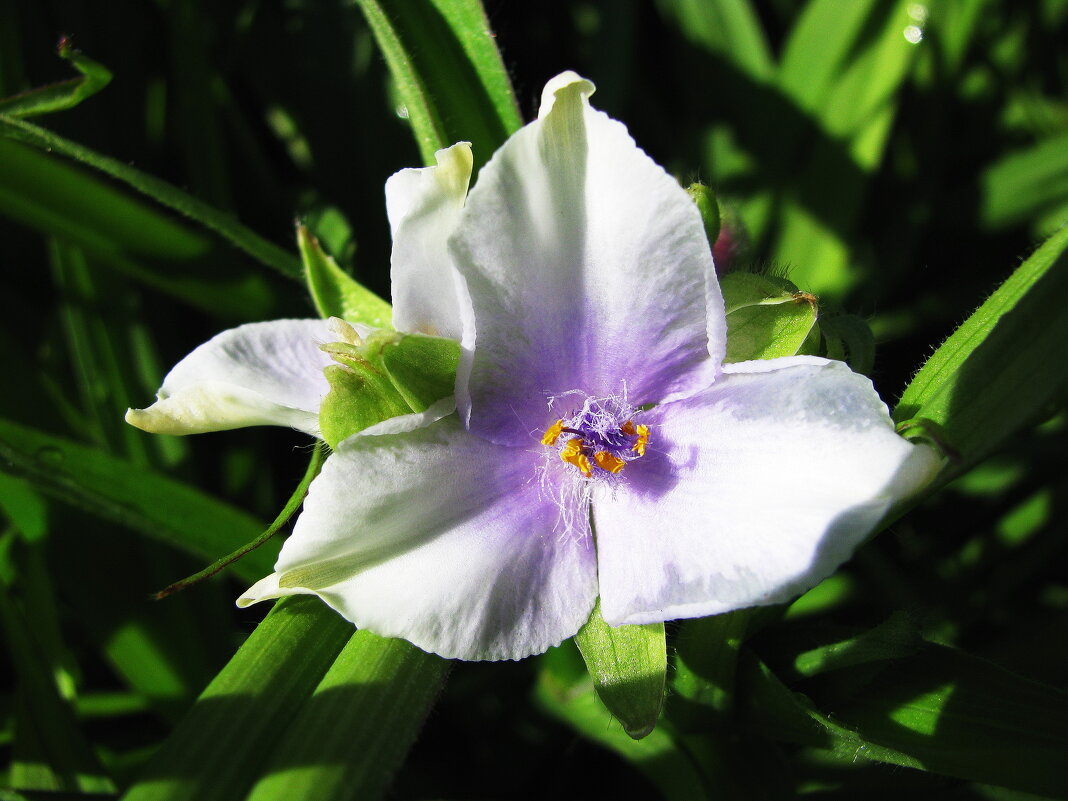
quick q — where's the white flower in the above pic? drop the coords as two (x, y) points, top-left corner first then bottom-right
(129, 73), (940, 662)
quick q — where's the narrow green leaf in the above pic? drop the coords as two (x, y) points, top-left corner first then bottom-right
(720, 272), (819, 362)
(244, 631), (449, 801)
(120, 598), (353, 801)
(894, 225), (1068, 473)
(830, 644), (1067, 795)
(0, 582), (115, 793)
(0, 139), (208, 260)
(774, 0), (920, 295)
(669, 609), (752, 734)
(742, 643), (1068, 796)
(0, 474), (46, 542)
(790, 612), (921, 679)
(778, 0), (882, 115)
(981, 133), (1068, 231)
(656, 0), (775, 81)
(298, 224), (392, 329)
(354, 0), (521, 169)
(0, 416), (272, 582)
(0, 139), (272, 319)
(0, 37), (112, 118)
(536, 643), (710, 801)
(0, 113), (302, 279)
(573, 599), (666, 740)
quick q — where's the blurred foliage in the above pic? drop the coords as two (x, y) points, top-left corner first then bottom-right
(0, 0), (1065, 799)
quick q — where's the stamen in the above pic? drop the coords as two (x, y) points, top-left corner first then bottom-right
(541, 419), (565, 446)
(633, 424), (650, 456)
(621, 420), (636, 436)
(593, 451), (625, 474)
(560, 438), (593, 477)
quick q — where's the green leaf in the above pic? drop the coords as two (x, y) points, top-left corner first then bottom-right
(656, 0), (775, 81)
(243, 631), (449, 801)
(720, 272), (819, 362)
(0, 139), (209, 260)
(0, 582), (115, 794)
(0, 142), (272, 318)
(354, 0), (521, 169)
(894, 224), (1068, 474)
(119, 597), (352, 801)
(0, 113), (302, 280)
(981, 133), (1068, 232)
(0, 474), (46, 542)
(789, 612), (921, 679)
(573, 599), (666, 740)
(0, 37), (112, 118)
(774, 0), (921, 296)
(0, 416), (272, 582)
(536, 643), (711, 801)
(298, 224), (392, 329)
(670, 609), (752, 732)
(742, 642), (1068, 796)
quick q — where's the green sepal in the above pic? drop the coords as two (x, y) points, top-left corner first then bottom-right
(820, 313), (876, 375)
(0, 37), (112, 119)
(720, 272), (819, 362)
(378, 333), (460, 412)
(573, 598), (666, 740)
(686, 182), (721, 247)
(297, 224), (392, 329)
(318, 329), (460, 447)
(318, 362), (412, 449)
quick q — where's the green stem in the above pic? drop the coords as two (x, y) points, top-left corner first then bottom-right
(153, 443), (328, 599)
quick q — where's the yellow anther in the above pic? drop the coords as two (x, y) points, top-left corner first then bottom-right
(560, 438), (593, 477)
(541, 419), (565, 446)
(633, 424), (650, 457)
(593, 451), (625, 474)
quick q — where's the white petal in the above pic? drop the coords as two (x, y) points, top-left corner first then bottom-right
(238, 416), (597, 661)
(593, 359), (941, 625)
(387, 143), (473, 340)
(451, 72), (723, 447)
(126, 319), (343, 436)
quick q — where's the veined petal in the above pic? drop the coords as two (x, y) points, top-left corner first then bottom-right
(387, 142), (473, 340)
(238, 416), (597, 661)
(452, 72), (723, 447)
(592, 359), (941, 625)
(126, 319), (345, 436)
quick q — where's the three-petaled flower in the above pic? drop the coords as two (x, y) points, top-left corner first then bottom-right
(127, 73), (939, 661)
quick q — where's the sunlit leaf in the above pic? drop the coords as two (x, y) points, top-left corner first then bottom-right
(244, 631), (449, 801)
(0, 114), (301, 280)
(0, 417), (271, 582)
(536, 643), (711, 801)
(895, 224), (1068, 474)
(354, 0), (521, 169)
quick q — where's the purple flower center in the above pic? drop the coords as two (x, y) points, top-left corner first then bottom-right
(541, 395), (649, 478)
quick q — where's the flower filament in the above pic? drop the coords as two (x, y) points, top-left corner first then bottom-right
(541, 395), (649, 479)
